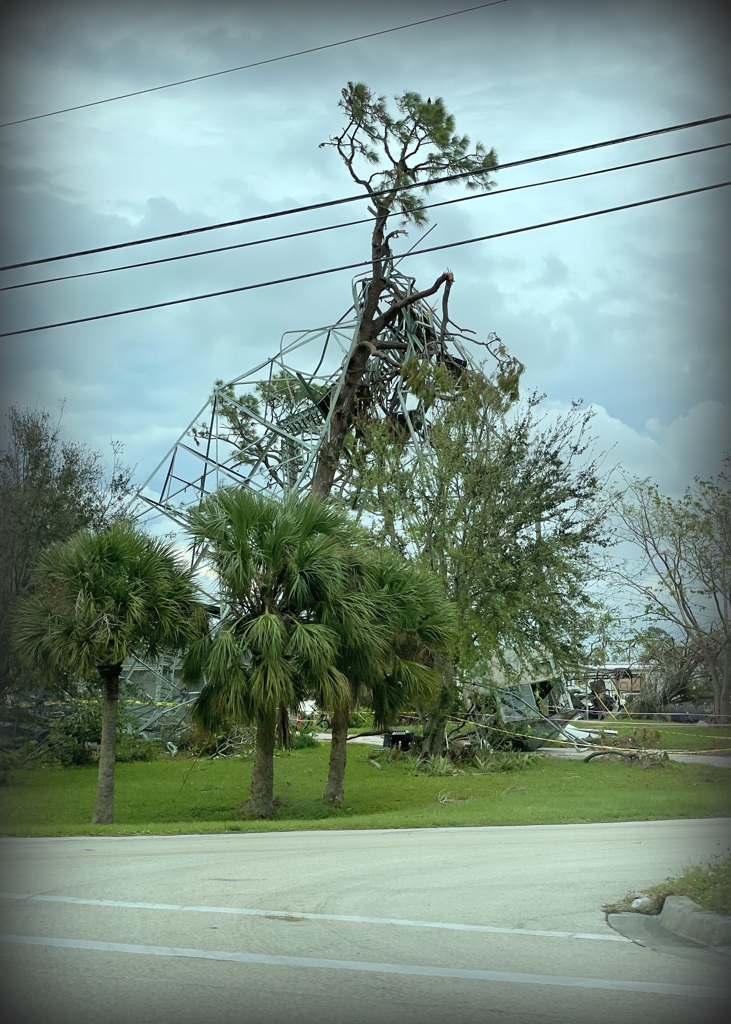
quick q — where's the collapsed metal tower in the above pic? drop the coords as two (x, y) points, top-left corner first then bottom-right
(136, 267), (476, 529)
(128, 266), (477, 728)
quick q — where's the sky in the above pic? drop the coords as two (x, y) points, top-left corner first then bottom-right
(1, 0), (729, 520)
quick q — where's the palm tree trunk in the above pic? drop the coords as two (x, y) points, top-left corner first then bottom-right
(245, 718), (276, 818)
(92, 665), (121, 825)
(323, 703), (349, 806)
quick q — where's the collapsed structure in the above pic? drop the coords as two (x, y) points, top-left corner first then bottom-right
(126, 267), (476, 732)
(124, 266), (597, 749)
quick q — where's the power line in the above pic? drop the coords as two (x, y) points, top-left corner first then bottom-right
(2, 179), (727, 338)
(3, 140), (729, 293)
(0, 2), (510, 128)
(2, 112), (729, 274)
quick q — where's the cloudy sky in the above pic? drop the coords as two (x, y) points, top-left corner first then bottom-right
(1, 0), (729, 513)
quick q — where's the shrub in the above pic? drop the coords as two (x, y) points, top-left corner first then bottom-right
(115, 734), (164, 762)
(290, 731), (320, 750)
(468, 750), (540, 773)
(610, 728), (662, 750)
(10, 701), (166, 767)
(176, 722), (255, 759)
(348, 709), (374, 729)
(418, 755), (462, 777)
(0, 741), (23, 784)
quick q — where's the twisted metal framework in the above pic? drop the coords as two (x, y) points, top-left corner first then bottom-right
(136, 267), (475, 528)
(129, 267), (477, 729)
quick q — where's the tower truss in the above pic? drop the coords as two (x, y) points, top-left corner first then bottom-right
(135, 267), (476, 529)
(130, 266), (479, 729)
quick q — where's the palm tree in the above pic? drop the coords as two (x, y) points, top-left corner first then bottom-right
(183, 487), (370, 819)
(13, 523), (209, 824)
(322, 547), (457, 806)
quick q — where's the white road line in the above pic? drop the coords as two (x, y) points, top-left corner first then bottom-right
(0, 892), (628, 942)
(0, 933), (726, 998)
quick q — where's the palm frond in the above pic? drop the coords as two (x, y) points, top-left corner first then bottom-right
(312, 664), (352, 712)
(241, 612), (287, 661)
(248, 660), (296, 719)
(13, 522), (209, 681)
(286, 620), (339, 671)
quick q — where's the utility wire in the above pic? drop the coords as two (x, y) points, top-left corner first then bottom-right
(0, 1), (510, 128)
(2, 112), (729, 273)
(1, 179), (727, 338)
(3, 140), (728, 293)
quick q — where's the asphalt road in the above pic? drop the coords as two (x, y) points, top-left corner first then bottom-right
(1, 819), (730, 1024)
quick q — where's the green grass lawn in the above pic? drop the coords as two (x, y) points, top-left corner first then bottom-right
(1, 744), (729, 836)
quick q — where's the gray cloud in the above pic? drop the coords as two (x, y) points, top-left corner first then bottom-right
(1, 0), (729, 495)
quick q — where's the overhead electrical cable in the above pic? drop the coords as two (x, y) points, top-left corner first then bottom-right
(1, 112), (729, 273)
(1, 179), (727, 338)
(3, 140), (728, 293)
(0, 1), (510, 128)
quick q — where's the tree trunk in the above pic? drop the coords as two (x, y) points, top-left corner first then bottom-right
(419, 678), (455, 758)
(323, 703), (350, 806)
(311, 342), (374, 498)
(92, 665), (121, 825)
(245, 718), (276, 818)
(421, 714), (447, 758)
(311, 232), (389, 499)
(716, 662), (730, 724)
(708, 656), (730, 724)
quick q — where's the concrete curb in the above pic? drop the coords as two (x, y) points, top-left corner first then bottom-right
(659, 895), (731, 948)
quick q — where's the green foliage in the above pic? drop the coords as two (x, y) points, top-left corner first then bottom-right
(322, 83), (497, 228)
(608, 727), (662, 750)
(184, 489), (456, 812)
(358, 381), (612, 684)
(467, 750), (541, 773)
(0, 404), (132, 696)
(191, 374), (334, 480)
(0, 741), (27, 785)
(289, 731), (320, 750)
(13, 702), (163, 767)
(12, 523), (210, 823)
(417, 754), (462, 776)
(184, 489), (362, 731)
(616, 455), (731, 720)
(185, 489), (455, 734)
(655, 855), (731, 916)
(46, 705), (100, 766)
(605, 855), (731, 917)
(629, 627), (709, 710)
(13, 522), (210, 683)
(348, 709), (373, 729)
(175, 722), (256, 760)
(343, 546), (456, 730)
(115, 734), (163, 763)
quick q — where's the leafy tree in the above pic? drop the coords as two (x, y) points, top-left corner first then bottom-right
(354, 374), (613, 752)
(630, 626), (706, 710)
(13, 523), (208, 823)
(0, 404), (132, 697)
(310, 82), (515, 497)
(615, 457), (731, 721)
(187, 85), (519, 503)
